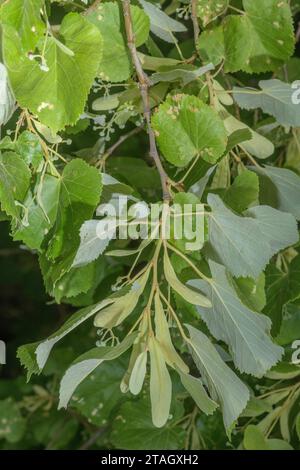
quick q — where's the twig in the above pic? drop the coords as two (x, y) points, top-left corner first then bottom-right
(83, 0), (102, 16)
(191, 0), (200, 46)
(100, 126), (143, 163)
(296, 22), (300, 43)
(121, 0), (171, 201)
(79, 426), (107, 450)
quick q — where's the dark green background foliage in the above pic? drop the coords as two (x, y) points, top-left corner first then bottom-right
(0, 0), (300, 450)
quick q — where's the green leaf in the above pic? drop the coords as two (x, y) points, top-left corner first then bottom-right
(152, 94), (227, 167)
(110, 396), (185, 450)
(267, 439), (293, 450)
(12, 174), (60, 250)
(87, 2), (149, 82)
(0, 398), (26, 443)
(71, 219), (115, 268)
(30, 409), (78, 450)
(186, 324), (250, 430)
(207, 193), (298, 278)
(179, 371), (218, 415)
(244, 425), (268, 450)
(225, 129), (252, 153)
(264, 256), (300, 335)
(107, 156), (161, 190)
(245, 204), (298, 253)
(0, 131), (43, 170)
(52, 262), (100, 303)
(276, 303), (300, 345)
(296, 413), (300, 441)
(241, 397), (272, 418)
(252, 165), (300, 220)
(72, 358), (125, 426)
(189, 261), (283, 377)
(198, 26), (225, 66)
(14, 131), (43, 169)
(197, 0), (228, 26)
(46, 159), (102, 263)
(233, 79), (300, 127)
(17, 341), (41, 381)
(58, 333), (137, 409)
(285, 129), (300, 173)
(17, 298), (114, 377)
(0, 152), (31, 218)
(0, 0), (45, 51)
(224, 0), (294, 73)
(232, 273), (266, 312)
(244, 424), (294, 450)
(3, 13), (102, 132)
(223, 170), (259, 213)
(211, 155), (230, 189)
(169, 192), (205, 252)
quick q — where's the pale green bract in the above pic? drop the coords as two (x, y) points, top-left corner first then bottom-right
(139, 0), (186, 43)
(223, 113), (274, 159)
(149, 337), (172, 428)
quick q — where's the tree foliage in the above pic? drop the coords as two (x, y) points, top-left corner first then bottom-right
(0, 0), (300, 450)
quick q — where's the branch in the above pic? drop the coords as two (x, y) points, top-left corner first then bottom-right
(79, 426), (107, 450)
(103, 126), (143, 159)
(191, 0), (200, 47)
(121, 0), (171, 201)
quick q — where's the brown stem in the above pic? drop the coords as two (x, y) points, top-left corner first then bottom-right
(79, 426), (107, 450)
(121, 0), (171, 201)
(191, 0), (200, 46)
(102, 126), (143, 161)
(296, 22), (300, 43)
